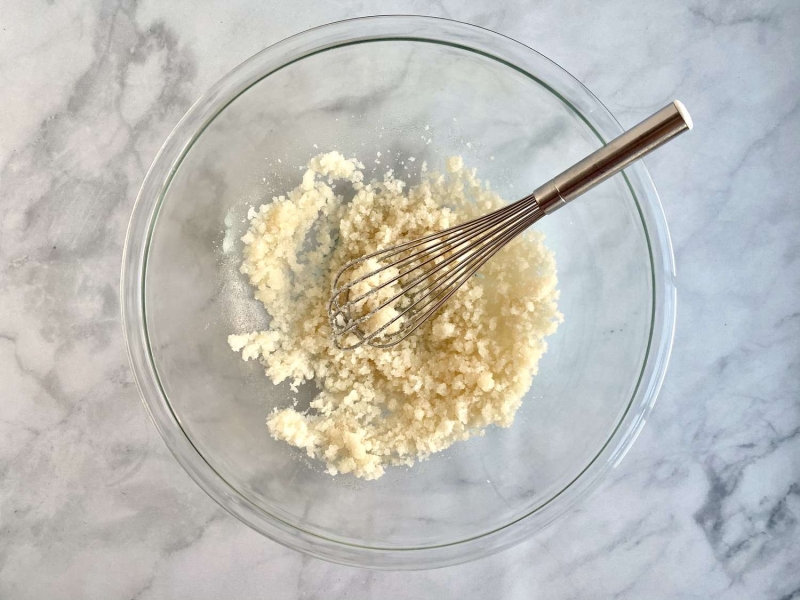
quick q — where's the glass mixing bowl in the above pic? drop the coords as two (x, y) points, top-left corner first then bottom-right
(121, 16), (675, 569)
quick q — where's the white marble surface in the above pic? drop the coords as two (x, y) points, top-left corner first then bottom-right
(2, 0), (799, 597)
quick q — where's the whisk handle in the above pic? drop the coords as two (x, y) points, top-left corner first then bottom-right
(534, 100), (692, 214)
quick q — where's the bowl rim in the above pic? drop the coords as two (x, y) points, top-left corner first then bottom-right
(121, 14), (676, 569)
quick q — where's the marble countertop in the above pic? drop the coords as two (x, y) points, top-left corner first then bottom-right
(2, 0), (799, 598)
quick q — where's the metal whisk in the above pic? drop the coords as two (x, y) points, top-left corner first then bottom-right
(329, 100), (693, 350)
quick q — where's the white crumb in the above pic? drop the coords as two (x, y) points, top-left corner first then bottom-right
(228, 151), (561, 480)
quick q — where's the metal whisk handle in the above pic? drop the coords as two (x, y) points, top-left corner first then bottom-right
(534, 100), (693, 214)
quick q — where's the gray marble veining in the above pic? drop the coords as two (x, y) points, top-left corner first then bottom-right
(1, 0), (799, 598)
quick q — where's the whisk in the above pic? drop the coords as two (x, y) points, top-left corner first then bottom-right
(329, 100), (692, 350)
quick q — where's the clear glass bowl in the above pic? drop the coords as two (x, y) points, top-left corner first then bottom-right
(121, 16), (676, 569)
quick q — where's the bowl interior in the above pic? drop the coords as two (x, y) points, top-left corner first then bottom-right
(143, 39), (652, 548)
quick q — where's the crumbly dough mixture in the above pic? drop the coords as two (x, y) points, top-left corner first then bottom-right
(229, 152), (562, 480)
